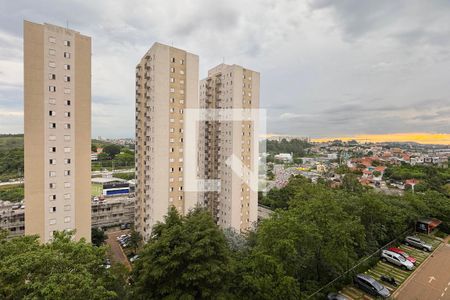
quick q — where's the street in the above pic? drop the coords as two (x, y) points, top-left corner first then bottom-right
(105, 229), (131, 270)
(395, 240), (450, 300)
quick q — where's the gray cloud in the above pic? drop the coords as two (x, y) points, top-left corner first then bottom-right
(0, 0), (449, 138)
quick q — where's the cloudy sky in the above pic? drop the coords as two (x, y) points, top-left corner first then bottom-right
(0, 0), (449, 139)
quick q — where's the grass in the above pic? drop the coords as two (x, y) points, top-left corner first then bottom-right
(91, 183), (103, 197)
(0, 184), (24, 202)
(0, 134), (23, 152)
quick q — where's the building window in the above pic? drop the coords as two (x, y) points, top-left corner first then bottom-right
(64, 182), (71, 188)
(180, 70), (184, 75)
(64, 170), (71, 176)
(49, 219), (56, 225)
(64, 205), (71, 211)
(64, 88), (71, 94)
(170, 98), (175, 103)
(64, 112), (71, 117)
(171, 57), (176, 63)
(170, 67), (175, 73)
(64, 123), (71, 129)
(49, 110), (56, 116)
(64, 147), (71, 153)
(49, 195), (56, 201)
(64, 216), (71, 223)
(64, 40), (71, 47)
(64, 158), (71, 164)
(170, 88), (175, 93)
(49, 135), (56, 141)
(64, 135), (71, 141)
(64, 193), (71, 199)
(65, 100), (71, 106)
(49, 98), (56, 105)
(50, 207), (56, 213)
(48, 61), (56, 68)
(49, 86), (56, 92)
(170, 77), (175, 83)
(64, 64), (71, 70)
(49, 147), (56, 153)
(49, 171), (56, 177)
(49, 73), (56, 80)
(49, 49), (56, 56)
(180, 59), (184, 65)
(48, 36), (56, 43)
(49, 159), (56, 165)
(49, 183), (56, 189)
(63, 52), (71, 58)
(64, 75), (71, 82)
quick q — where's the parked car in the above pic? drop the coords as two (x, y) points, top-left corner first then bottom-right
(354, 274), (390, 298)
(381, 250), (415, 270)
(130, 255), (140, 263)
(404, 236), (432, 252)
(103, 259), (111, 269)
(388, 247), (417, 264)
(116, 234), (128, 241)
(327, 292), (349, 300)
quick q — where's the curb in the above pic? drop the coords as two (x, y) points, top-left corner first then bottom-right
(392, 241), (444, 299)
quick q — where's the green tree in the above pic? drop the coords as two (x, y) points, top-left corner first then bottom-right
(127, 230), (142, 254)
(91, 227), (107, 247)
(0, 231), (121, 299)
(231, 252), (301, 299)
(91, 144), (98, 152)
(130, 207), (231, 299)
(102, 144), (122, 159)
(342, 173), (364, 193)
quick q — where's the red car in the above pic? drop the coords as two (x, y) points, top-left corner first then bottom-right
(388, 247), (417, 264)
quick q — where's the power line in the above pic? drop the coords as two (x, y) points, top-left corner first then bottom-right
(307, 228), (413, 298)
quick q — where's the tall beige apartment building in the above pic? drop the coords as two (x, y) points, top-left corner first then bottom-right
(24, 21), (91, 243)
(135, 43), (199, 240)
(199, 64), (259, 232)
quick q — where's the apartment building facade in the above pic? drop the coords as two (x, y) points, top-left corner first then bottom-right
(24, 21), (91, 242)
(199, 64), (259, 232)
(135, 43), (199, 240)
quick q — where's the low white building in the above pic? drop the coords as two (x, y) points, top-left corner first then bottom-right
(274, 153), (293, 162)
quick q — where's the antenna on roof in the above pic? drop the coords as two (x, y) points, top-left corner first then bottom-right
(66, 20), (69, 29)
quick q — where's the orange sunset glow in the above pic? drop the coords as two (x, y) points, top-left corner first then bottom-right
(311, 133), (450, 145)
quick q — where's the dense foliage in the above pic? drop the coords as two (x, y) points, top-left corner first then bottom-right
(0, 231), (126, 299)
(1, 163), (448, 299)
(0, 148), (23, 182)
(265, 138), (311, 157)
(384, 164), (450, 196)
(0, 184), (24, 202)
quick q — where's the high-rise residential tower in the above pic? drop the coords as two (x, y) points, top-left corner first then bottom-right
(135, 43), (199, 241)
(24, 21), (91, 243)
(199, 63), (259, 232)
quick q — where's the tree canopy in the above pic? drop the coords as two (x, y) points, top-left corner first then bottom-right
(0, 231), (125, 299)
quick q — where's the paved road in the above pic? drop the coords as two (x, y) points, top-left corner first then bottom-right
(395, 241), (450, 300)
(106, 230), (131, 270)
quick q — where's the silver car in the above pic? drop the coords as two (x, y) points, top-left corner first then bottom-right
(381, 250), (415, 270)
(404, 236), (432, 252)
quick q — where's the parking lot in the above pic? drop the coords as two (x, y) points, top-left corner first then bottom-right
(105, 229), (131, 270)
(339, 235), (442, 299)
(394, 237), (450, 300)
